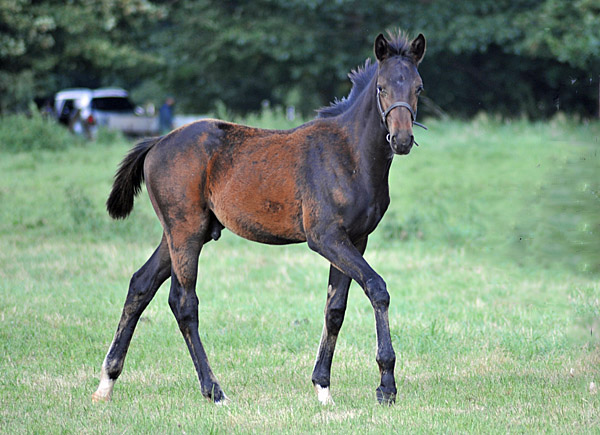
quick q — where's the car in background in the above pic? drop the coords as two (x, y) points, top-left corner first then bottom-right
(54, 88), (157, 138)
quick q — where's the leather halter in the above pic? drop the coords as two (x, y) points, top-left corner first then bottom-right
(376, 86), (427, 145)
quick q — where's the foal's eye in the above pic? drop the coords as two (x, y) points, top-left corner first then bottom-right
(416, 85), (424, 96)
(378, 86), (388, 96)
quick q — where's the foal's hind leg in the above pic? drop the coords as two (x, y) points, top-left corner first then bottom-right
(166, 225), (227, 404)
(312, 237), (367, 405)
(93, 235), (171, 402)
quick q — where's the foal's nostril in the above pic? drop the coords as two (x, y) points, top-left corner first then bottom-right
(395, 134), (412, 148)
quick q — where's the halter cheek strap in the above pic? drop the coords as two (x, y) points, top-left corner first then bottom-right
(376, 87), (427, 139)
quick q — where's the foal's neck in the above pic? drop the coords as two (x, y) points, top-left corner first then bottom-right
(342, 75), (394, 184)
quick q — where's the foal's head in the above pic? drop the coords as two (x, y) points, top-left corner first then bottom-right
(375, 33), (426, 155)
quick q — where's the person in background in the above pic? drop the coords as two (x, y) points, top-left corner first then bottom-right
(41, 99), (54, 118)
(158, 97), (175, 134)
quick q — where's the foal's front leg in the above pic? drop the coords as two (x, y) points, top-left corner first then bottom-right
(312, 237), (367, 405)
(307, 229), (396, 404)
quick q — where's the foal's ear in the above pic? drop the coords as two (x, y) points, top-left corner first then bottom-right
(374, 33), (390, 62)
(409, 33), (426, 65)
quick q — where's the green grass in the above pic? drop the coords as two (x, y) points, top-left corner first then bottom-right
(0, 115), (599, 433)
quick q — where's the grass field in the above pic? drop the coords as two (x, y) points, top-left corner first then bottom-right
(0, 115), (599, 433)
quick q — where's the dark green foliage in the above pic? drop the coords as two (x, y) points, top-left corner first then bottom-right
(0, 0), (166, 112)
(421, 48), (598, 119)
(1, 1), (599, 118)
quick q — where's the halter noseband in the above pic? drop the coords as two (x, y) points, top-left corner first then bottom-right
(376, 86), (427, 146)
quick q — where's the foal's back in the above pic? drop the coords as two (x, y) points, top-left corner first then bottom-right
(143, 118), (355, 245)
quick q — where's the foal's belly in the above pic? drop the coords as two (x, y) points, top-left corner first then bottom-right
(207, 158), (306, 245)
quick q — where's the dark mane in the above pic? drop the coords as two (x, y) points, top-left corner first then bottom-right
(384, 30), (414, 58)
(317, 59), (377, 118)
(317, 31), (412, 119)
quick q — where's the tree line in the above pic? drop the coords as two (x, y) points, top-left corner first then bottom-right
(2, 0), (599, 118)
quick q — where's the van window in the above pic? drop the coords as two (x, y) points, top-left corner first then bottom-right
(91, 97), (134, 112)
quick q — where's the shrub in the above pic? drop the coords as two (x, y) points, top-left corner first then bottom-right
(0, 105), (80, 152)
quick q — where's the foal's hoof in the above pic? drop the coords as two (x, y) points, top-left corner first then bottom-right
(204, 385), (229, 406)
(214, 393), (231, 407)
(92, 375), (114, 403)
(91, 390), (111, 403)
(375, 387), (396, 405)
(314, 384), (335, 406)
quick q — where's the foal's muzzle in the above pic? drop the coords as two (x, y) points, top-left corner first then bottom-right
(387, 132), (414, 155)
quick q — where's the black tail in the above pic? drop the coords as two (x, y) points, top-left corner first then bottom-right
(106, 137), (160, 219)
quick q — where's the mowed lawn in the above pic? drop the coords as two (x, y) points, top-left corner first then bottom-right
(0, 118), (598, 433)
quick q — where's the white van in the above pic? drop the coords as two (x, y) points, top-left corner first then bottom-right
(54, 88), (157, 138)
